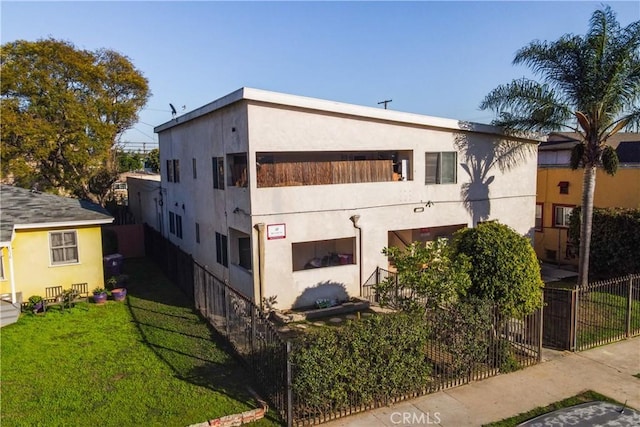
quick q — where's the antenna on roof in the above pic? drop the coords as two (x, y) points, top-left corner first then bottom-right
(169, 103), (177, 118)
(378, 99), (392, 109)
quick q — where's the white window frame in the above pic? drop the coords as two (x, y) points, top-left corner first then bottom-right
(554, 205), (574, 228)
(49, 230), (79, 265)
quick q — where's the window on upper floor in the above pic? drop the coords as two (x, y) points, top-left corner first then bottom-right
(173, 159), (180, 183)
(167, 160), (174, 182)
(192, 158), (197, 179)
(256, 150), (412, 187)
(425, 152), (457, 184)
(50, 230), (79, 265)
(228, 153), (248, 187)
(558, 181), (569, 195)
(195, 222), (200, 244)
(554, 205), (574, 228)
(213, 157), (225, 190)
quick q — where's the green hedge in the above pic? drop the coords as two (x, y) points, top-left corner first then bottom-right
(569, 207), (640, 276)
(290, 313), (430, 413)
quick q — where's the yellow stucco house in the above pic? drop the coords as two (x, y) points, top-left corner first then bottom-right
(0, 185), (113, 325)
(535, 133), (640, 265)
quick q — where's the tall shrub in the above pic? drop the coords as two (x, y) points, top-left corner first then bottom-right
(452, 222), (543, 318)
(569, 207), (640, 277)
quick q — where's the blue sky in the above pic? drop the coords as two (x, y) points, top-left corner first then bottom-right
(2, 1), (639, 152)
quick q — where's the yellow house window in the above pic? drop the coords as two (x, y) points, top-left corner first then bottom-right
(50, 231), (79, 265)
(0, 251), (5, 279)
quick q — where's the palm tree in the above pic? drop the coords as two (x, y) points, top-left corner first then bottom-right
(480, 6), (639, 287)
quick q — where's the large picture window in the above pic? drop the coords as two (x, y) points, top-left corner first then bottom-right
(425, 152), (457, 184)
(50, 230), (79, 265)
(292, 237), (355, 271)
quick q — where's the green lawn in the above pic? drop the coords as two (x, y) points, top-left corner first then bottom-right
(483, 390), (629, 427)
(577, 291), (640, 348)
(0, 258), (281, 427)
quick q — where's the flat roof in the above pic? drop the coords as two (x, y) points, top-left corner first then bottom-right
(155, 87), (542, 142)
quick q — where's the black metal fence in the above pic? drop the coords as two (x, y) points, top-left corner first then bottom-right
(542, 274), (640, 351)
(144, 225), (289, 422)
(146, 231), (544, 426)
(192, 261), (289, 420)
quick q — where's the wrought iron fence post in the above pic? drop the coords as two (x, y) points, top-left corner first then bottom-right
(572, 288), (578, 351)
(537, 305), (543, 362)
(251, 307), (257, 372)
(286, 340), (293, 427)
(225, 286), (231, 338)
(626, 274), (633, 338)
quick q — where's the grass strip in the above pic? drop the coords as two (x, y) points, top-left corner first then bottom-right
(0, 257), (281, 427)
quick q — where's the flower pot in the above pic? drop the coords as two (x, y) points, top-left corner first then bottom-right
(111, 288), (127, 302)
(33, 301), (45, 314)
(93, 292), (108, 304)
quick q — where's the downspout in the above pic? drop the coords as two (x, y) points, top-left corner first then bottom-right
(254, 223), (266, 307)
(350, 215), (363, 297)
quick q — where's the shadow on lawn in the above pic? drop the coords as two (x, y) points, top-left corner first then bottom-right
(122, 257), (274, 418)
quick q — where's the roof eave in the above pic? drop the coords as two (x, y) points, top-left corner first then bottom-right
(13, 218), (114, 231)
(154, 87), (543, 143)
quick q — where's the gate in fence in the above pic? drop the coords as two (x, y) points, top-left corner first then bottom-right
(542, 274), (640, 351)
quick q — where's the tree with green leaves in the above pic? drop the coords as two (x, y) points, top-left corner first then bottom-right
(378, 239), (471, 312)
(452, 222), (543, 318)
(145, 148), (160, 173)
(117, 150), (143, 173)
(480, 7), (639, 287)
(1, 38), (150, 205)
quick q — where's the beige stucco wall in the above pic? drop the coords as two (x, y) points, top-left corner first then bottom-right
(157, 94), (538, 309)
(246, 103), (537, 308)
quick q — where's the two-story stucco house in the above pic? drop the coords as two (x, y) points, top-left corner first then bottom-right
(534, 132), (640, 264)
(151, 88), (541, 309)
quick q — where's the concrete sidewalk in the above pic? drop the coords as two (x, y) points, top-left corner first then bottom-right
(323, 337), (640, 426)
